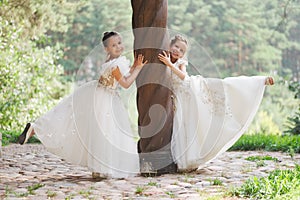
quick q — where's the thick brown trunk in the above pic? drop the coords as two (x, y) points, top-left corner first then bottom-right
(131, 0), (176, 173)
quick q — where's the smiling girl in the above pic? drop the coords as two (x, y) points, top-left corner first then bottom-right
(158, 35), (274, 171)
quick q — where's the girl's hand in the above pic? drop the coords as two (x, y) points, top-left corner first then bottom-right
(132, 52), (138, 68)
(135, 54), (148, 69)
(265, 77), (274, 85)
(158, 51), (172, 67)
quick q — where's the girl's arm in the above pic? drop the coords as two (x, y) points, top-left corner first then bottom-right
(129, 65), (136, 74)
(112, 54), (147, 89)
(168, 63), (186, 80)
(128, 53), (138, 74)
(158, 51), (186, 80)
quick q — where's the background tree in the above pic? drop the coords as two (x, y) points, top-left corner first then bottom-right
(0, 0), (80, 131)
(281, 1), (300, 81)
(167, 0), (300, 135)
(168, 0), (289, 77)
(50, 0), (132, 79)
(284, 81), (300, 135)
(1, 0), (300, 138)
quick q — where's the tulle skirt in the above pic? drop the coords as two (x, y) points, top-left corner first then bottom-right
(33, 80), (139, 178)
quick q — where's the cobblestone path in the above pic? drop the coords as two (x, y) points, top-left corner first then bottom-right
(1, 144), (299, 199)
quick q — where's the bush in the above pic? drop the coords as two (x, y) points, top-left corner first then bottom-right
(284, 81), (300, 135)
(249, 110), (280, 135)
(248, 78), (298, 135)
(0, 18), (69, 132)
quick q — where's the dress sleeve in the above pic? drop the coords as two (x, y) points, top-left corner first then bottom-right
(113, 56), (131, 77)
(178, 59), (188, 66)
(179, 59), (190, 83)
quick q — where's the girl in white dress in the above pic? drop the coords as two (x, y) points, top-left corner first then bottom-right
(18, 31), (147, 178)
(158, 35), (274, 171)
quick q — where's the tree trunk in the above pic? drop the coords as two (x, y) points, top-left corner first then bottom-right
(131, 0), (177, 174)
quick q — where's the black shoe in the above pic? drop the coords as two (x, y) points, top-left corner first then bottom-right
(156, 162), (178, 176)
(140, 162), (178, 177)
(140, 172), (158, 177)
(91, 172), (107, 181)
(18, 123), (32, 145)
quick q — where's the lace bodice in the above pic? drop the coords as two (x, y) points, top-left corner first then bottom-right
(98, 56), (130, 89)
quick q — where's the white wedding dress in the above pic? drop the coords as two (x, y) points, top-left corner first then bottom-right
(32, 56), (139, 178)
(171, 58), (267, 170)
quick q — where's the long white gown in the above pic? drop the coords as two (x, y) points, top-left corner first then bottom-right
(171, 58), (267, 171)
(32, 56), (140, 178)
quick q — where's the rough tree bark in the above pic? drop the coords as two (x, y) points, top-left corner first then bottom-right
(131, 0), (177, 174)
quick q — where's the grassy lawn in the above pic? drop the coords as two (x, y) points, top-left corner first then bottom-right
(229, 133), (300, 154)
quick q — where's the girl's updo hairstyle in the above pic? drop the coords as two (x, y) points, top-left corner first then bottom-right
(170, 35), (188, 46)
(102, 31), (119, 47)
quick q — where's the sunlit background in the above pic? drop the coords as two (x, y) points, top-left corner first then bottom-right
(1, 0), (299, 137)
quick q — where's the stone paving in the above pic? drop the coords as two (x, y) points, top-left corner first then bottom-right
(0, 144), (299, 200)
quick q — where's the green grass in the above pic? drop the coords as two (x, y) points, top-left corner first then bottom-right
(5, 183), (44, 197)
(165, 191), (175, 198)
(229, 133), (300, 153)
(27, 183), (44, 195)
(147, 181), (159, 187)
(135, 186), (146, 195)
(245, 155), (279, 162)
(46, 190), (57, 198)
(3, 130), (299, 154)
(210, 178), (223, 186)
(229, 165), (300, 199)
(2, 129), (299, 154)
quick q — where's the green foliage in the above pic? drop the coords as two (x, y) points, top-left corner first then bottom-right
(135, 186), (145, 195)
(284, 81), (300, 135)
(168, 0), (291, 76)
(0, 0), (80, 39)
(46, 190), (57, 198)
(249, 110), (281, 135)
(5, 183), (45, 198)
(168, 1), (299, 136)
(285, 107), (300, 135)
(1, 130), (18, 146)
(288, 80), (300, 100)
(208, 178), (223, 186)
(45, 0), (300, 80)
(0, 0), (78, 132)
(165, 191), (175, 198)
(230, 165), (300, 199)
(256, 160), (267, 167)
(1, 0), (300, 140)
(0, 18), (70, 131)
(51, 0), (132, 77)
(229, 133), (300, 153)
(27, 183), (44, 195)
(249, 77), (298, 134)
(147, 181), (158, 187)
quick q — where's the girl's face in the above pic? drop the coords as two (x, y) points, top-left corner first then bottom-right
(170, 40), (187, 60)
(105, 35), (124, 59)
